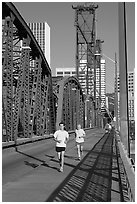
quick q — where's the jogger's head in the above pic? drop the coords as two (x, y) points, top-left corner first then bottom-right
(59, 122), (65, 130)
(77, 124), (81, 130)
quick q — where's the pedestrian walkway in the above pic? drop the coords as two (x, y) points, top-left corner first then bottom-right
(47, 130), (120, 202)
(2, 128), (130, 202)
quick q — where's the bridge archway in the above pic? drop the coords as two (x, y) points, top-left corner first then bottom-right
(53, 76), (85, 131)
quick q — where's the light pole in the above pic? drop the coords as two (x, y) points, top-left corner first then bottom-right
(101, 52), (119, 129)
(94, 51), (117, 128)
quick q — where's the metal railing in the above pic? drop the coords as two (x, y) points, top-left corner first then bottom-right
(115, 131), (135, 201)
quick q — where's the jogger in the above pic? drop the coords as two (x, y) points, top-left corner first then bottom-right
(54, 122), (69, 172)
(75, 124), (86, 160)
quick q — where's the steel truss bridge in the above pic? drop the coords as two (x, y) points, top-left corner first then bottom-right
(2, 2), (89, 142)
(2, 2), (135, 202)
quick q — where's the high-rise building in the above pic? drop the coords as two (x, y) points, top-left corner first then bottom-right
(28, 22), (50, 66)
(56, 67), (76, 77)
(96, 59), (106, 110)
(117, 70), (135, 120)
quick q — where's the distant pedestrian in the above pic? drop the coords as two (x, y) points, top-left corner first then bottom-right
(105, 120), (112, 133)
(54, 122), (69, 172)
(75, 124), (86, 160)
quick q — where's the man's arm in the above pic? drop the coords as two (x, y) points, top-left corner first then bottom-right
(64, 132), (69, 144)
(82, 129), (86, 137)
(53, 131), (61, 143)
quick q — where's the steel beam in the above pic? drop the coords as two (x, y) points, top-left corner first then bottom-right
(118, 2), (130, 156)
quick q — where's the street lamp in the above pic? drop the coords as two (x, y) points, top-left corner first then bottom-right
(97, 52), (119, 126)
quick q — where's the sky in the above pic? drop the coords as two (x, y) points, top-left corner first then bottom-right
(13, 1), (135, 93)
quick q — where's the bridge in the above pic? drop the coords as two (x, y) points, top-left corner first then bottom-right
(2, 2), (135, 202)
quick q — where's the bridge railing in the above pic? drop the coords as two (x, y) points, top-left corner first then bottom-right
(2, 127), (95, 150)
(115, 131), (135, 201)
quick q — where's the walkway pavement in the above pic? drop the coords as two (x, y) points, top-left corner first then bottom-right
(2, 128), (129, 202)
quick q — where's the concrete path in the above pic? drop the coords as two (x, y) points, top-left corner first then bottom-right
(2, 128), (125, 202)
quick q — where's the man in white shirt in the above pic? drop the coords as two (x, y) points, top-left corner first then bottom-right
(54, 122), (69, 172)
(75, 124), (86, 160)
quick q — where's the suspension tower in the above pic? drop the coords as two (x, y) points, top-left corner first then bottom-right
(72, 3), (98, 96)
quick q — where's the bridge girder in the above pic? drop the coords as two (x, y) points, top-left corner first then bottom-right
(2, 3), (56, 141)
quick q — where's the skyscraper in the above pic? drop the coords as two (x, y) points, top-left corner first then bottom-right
(117, 70), (134, 121)
(96, 59), (106, 111)
(78, 59), (106, 110)
(28, 22), (50, 66)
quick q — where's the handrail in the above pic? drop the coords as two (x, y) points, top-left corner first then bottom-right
(2, 127), (94, 150)
(115, 131), (135, 201)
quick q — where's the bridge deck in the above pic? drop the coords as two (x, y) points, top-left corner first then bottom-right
(2, 129), (130, 202)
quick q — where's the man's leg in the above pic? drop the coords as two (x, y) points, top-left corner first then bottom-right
(57, 152), (61, 167)
(77, 144), (81, 160)
(60, 151), (65, 172)
(80, 144), (83, 156)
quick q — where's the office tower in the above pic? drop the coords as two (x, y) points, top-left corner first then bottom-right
(28, 22), (50, 66)
(56, 68), (76, 77)
(117, 70), (135, 120)
(78, 59), (106, 110)
(96, 59), (106, 111)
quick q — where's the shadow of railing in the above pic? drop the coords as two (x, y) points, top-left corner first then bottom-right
(46, 132), (116, 202)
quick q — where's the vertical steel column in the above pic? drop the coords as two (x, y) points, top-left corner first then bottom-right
(69, 83), (73, 130)
(76, 87), (80, 126)
(67, 85), (70, 128)
(61, 82), (70, 130)
(67, 83), (70, 130)
(12, 36), (30, 143)
(74, 9), (79, 79)
(45, 79), (50, 133)
(114, 53), (119, 131)
(2, 15), (15, 141)
(23, 37), (31, 138)
(62, 86), (66, 127)
(28, 58), (39, 137)
(80, 95), (85, 128)
(118, 2), (130, 156)
(35, 57), (42, 136)
(66, 85), (69, 128)
(97, 40), (102, 127)
(48, 77), (56, 133)
(40, 77), (49, 135)
(40, 82), (45, 135)
(2, 96), (8, 141)
(94, 55), (97, 127)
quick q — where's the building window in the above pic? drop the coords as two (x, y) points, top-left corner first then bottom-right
(57, 72), (63, 75)
(64, 72), (70, 75)
(43, 23), (45, 30)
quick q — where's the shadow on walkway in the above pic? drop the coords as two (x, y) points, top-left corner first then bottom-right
(16, 150), (59, 171)
(46, 132), (115, 202)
